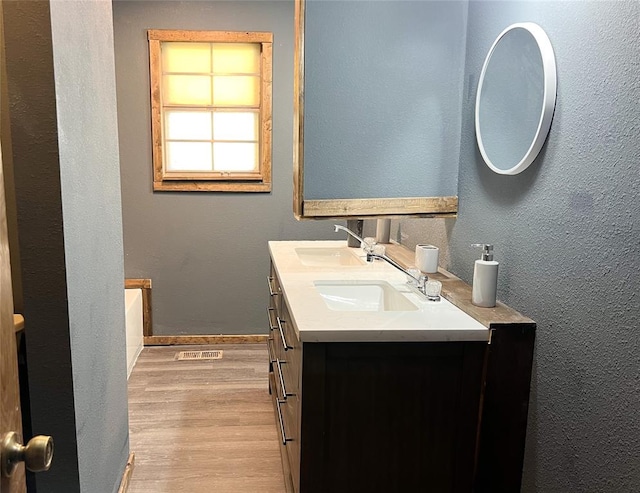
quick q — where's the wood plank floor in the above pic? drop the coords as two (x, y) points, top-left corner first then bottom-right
(127, 344), (286, 493)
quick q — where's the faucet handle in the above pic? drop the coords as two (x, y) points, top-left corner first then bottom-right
(371, 243), (386, 256)
(362, 237), (377, 254)
(425, 280), (442, 301)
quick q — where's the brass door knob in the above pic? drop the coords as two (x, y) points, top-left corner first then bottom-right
(1, 432), (54, 477)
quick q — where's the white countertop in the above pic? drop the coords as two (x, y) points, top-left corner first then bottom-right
(269, 240), (489, 343)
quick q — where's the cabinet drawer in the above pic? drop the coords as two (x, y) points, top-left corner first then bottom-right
(280, 346), (300, 397)
(282, 393), (300, 491)
(266, 306), (279, 359)
(278, 300), (301, 394)
(267, 267), (281, 299)
(273, 356), (296, 402)
(267, 336), (276, 367)
(274, 393), (291, 444)
(274, 387), (298, 474)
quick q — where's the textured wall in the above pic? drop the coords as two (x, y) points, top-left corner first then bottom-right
(113, 0), (336, 335)
(399, 1), (640, 490)
(3, 0), (129, 491)
(49, 1), (130, 492)
(304, 0), (468, 200)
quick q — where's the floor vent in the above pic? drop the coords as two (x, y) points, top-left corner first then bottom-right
(176, 350), (223, 361)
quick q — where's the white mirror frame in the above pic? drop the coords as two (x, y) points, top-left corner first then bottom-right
(475, 22), (557, 175)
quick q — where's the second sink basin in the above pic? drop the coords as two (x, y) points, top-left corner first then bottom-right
(314, 280), (418, 312)
(296, 247), (363, 266)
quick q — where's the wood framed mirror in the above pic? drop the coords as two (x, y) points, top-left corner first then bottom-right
(293, 0), (467, 219)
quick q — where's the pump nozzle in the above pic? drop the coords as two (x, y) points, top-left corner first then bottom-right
(472, 243), (494, 261)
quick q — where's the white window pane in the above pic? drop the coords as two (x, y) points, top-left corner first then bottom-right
(162, 42), (211, 73)
(166, 142), (212, 171)
(163, 75), (212, 105)
(166, 111), (212, 140)
(213, 112), (258, 141)
(213, 76), (259, 106)
(213, 143), (258, 172)
(212, 43), (260, 74)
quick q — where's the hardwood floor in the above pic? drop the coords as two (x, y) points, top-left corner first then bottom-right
(127, 344), (286, 493)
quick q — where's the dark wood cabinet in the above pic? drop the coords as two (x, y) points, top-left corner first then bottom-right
(268, 253), (536, 492)
(268, 264), (492, 492)
(298, 342), (486, 493)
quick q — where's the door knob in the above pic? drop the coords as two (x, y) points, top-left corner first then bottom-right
(1, 432), (54, 477)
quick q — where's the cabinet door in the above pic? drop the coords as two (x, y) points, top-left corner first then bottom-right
(300, 342), (486, 493)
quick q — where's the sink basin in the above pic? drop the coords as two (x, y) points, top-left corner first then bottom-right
(296, 247), (363, 267)
(314, 280), (418, 312)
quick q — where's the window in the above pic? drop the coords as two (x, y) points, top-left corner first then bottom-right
(148, 30), (272, 192)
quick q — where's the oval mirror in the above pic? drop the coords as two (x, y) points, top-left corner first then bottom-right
(475, 23), (556, 175)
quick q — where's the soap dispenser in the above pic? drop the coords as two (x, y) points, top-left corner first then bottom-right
(471, 244), (498, 308)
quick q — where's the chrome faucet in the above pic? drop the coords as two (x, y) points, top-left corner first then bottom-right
(366, 252), (428, 295)
(335, 224), (439, 300)
(334, 224), (374, 253)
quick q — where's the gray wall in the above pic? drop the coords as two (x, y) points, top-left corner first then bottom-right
(50, 1), (130, 492)
(304, 0), (467, 200)
(3, 0), (129, 491)
(114, 0), (334, 336)
(399, 1), (640, 490)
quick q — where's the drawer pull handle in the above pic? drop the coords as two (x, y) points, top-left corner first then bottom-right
(276, 317), (291, 351)
(266, 307), (277, 331)
(267, 276), (278, 297)
(275, 359), (294, 399)
(276, 399), (292, 445)
(267, 338), (276, 364)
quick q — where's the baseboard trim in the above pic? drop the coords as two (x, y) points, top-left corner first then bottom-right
(144, 335), (268, 346)
(117, 453), (135, 493)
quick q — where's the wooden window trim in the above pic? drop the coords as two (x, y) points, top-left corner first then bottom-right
(148, 29), (273, 192)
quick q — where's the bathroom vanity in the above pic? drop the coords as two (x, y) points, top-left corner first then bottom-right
(267, 241), (535, 493)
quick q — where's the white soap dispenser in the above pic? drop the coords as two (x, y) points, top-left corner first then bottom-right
(471, 244), (499, 308)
